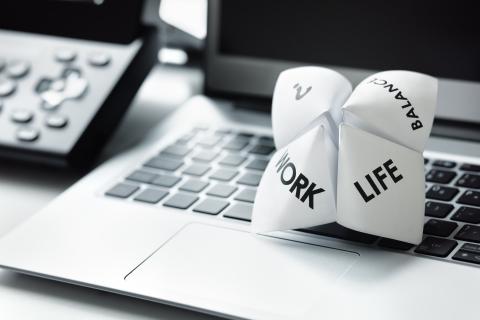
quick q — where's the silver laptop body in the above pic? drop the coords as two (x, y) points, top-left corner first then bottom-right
(1, 1), (480, 319)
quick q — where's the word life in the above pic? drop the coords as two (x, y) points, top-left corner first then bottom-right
(354, 159), (403, 203)
(368, 78), (423, 131)
(275, 151), (325, 209)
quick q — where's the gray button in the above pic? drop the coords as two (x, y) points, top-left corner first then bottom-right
(144, 156), (184, 171)
(11, 110), (33, 123)
(0, 77), (16, 97)
(46, 115), (68, 128)
(193, 198), (230, 215)
(88, 52), (111, 67)
(152, 174), (181, 188)
(207, 183), (238, 198)
(234, 188), (257, 203)
(179, 179), (209, 193)
(224, 203), (253, 221)
(6, 60), (30, 78)
(55, 49), (77, 62)
(163, 193), (199, 209)
(237, 172), (263, 186)
(16, 127), (40, 142)
(126, 170), (158, 184)
(209, 168), (239, 181)
(134, 189), (168, 204)
(105, 183), (139, 198)
(246, 159), (269, 171)
(219, 154), (247, 167)
(183, 163), (211, 176)
(35, 78), (54, 94)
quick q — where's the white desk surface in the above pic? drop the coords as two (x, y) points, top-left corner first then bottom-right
(0, 64), (221, 319)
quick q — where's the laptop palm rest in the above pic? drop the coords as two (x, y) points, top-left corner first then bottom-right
(125, 223), (359, 318)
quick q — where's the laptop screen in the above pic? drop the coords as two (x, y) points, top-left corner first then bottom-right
(1, 0), (144, 43)
(206, 0), (480, 127)
(219, 1), (479, 83)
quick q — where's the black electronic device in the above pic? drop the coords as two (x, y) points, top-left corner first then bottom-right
(0, 0), (158, 167)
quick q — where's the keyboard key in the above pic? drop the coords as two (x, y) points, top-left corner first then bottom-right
(248, 144), (275, 155)
(179, 179), (209, 193)
(6, 60), (30, 78)
(300, 223), (379, 244)
(457, 190), (480, 207)
(223, 203), (253, 221)
(377, 238), (414, 251)
(219, 154), (247, 167)
(183, 164), (211, 176)
(215, 129), (231, 135)
(414, 237), (457, 257)
(452, 250), (480, 265)
(207, 184), (238, 198)
(246, 159), (269, 171)
(456, 173), (480, 189)
(46, 115), (68, 128)
(210, 168), (239, 181)
(423, 219), (458, 237)
(163, 193), (199, 209)
(192, 150), (218, 162)
(177, 132), (196, 145)
(126, 170), (158, 184)
(144, 156), (183, 171)
(105, 183), (139, 198)
(451, 206), (480, 224)
(11, 109), (33, 123)
(197, 135), (222, 147)
(455, 225), (480, 243)
(237, 172), (263, 186)
(237, 132), (254, 138)
(223, 138), (249, 151)
(160, 144), (191, 158)
(426, 185), (459, 201)
(234, 188), (257, 203)
(134, 189), (168, 204)
(452, 243), (480, 264)
(258, 136), (274, 146)
(425, 201), (454, 218)
(16, 127), (40, 142)
(0, 78), (16, 97)
(425, 169), (456, 184)
(424, 158), (429, 165)
(432, 160), (456, 169)
(151, 174), (181, 188)
(460, 163), (480, 172)
(193, 198), (229, 215)
(461, 242), (480, 253)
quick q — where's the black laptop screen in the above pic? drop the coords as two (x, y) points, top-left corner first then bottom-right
(1, 0), (144, 43)
(219, 0), (480, 82)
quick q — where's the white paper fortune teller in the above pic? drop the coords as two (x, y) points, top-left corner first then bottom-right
(252, 67), (437, 244)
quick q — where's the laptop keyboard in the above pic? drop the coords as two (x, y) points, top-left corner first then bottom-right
(105, 126), (480, 267)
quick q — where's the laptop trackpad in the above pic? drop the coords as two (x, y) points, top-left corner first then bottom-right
(125, 223), (359, 318)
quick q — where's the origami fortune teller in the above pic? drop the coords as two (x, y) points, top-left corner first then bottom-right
(251, 67), (437, 244)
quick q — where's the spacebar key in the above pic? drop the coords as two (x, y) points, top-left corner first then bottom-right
(299, 223), (379, 244)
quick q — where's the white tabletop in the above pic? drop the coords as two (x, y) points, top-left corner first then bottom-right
(0, 64), (220, 319)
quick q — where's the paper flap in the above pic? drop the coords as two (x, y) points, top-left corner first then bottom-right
(252, 125), (337, 233)
(342, 70), (437, 152)
(272, 66), (352, 149)
(336, 124), (424, 244)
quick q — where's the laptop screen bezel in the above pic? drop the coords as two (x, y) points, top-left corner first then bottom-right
(205, 0), (480, 126)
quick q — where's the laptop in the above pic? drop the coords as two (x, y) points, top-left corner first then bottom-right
(1, 1), (480, 319)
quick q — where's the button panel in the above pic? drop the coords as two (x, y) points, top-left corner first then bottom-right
(16, 127), (40, 142)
